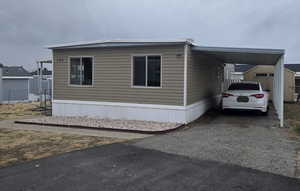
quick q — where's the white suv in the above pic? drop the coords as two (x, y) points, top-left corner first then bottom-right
(222, 81), (269, 114)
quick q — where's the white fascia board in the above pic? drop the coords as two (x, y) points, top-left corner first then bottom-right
(46, 39), (194, 49)
(192, 46), (285, 55)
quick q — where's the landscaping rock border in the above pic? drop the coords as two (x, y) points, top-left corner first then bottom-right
(15, 117), (184, 134)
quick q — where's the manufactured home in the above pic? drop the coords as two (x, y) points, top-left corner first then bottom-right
(48, 39), (285, 126)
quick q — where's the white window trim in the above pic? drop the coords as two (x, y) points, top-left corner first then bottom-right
(131, 54), (163, 89)
(68, 56), (94, 87)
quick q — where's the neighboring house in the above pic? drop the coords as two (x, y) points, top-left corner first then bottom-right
(285, 64), (300, 96)
(232, 64), (299, 102)
(29, 68), (52, 101)
(244, 65), (296, 102)
(0, 65), (32, 103)
(47, 39), (285, 125)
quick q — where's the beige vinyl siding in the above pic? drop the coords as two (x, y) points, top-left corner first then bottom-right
(187, 47), (224, 105)
(244, 65), (295, 102)
(53, 45), (184, 105)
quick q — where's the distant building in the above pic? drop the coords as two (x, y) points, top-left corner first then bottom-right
(285, 64), (300, 97)
(231, 64), (300, 102)
(232, 64), (254, 80)
(0, 64), (33, 103)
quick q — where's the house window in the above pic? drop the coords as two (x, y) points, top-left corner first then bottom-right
(133, 55), (161, 87)
(269, 73), (274, 77)
(255, 73), (267, 77)
(70, 57), (93, 85)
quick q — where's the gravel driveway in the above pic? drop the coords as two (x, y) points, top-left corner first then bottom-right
(132, 108), (300, 178)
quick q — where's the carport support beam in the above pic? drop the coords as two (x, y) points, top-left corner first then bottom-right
(273, 55), (284, 127)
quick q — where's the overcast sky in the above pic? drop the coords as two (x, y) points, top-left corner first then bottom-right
(0, 0), (299, 71)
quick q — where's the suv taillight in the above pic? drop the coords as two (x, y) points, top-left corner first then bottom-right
(222, 93), (234, 98)
(250, 94), (264, 99)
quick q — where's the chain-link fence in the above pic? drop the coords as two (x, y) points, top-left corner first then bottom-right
(28, 77), (52, 115)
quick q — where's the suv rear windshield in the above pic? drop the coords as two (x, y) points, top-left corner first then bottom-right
(228, 83), (259, 90)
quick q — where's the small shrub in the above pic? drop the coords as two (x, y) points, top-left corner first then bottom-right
(293, 124), (300, 136)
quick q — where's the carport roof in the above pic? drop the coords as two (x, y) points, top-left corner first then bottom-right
(192, 46), (285, 65)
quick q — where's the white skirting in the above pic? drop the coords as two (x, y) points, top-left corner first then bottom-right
(52, 96), (220, 124)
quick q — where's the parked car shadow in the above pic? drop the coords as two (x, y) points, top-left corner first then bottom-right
(191, 103), (279, 129)
(221, 109), (264, 116)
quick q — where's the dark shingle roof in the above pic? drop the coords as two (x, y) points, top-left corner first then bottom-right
(285, 64), (300, 72)
(2, 66), (32, 77)
(234, 64), (255, 72)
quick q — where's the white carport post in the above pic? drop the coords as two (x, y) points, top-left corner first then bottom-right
(273, 55), (284, 127)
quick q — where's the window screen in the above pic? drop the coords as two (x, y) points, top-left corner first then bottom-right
(147, 56), (161, 87)
(82, 57), (93, 85)
(133, 55), (161, 87)
(70, 58), (81, 85)
(133, 56), (146, 86)
(70, 57), (93, 85)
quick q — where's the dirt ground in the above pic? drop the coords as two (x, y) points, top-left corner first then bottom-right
(0, 102), (42, 121)
(0, 128), (125, 168)
(0, 102), (142, 168)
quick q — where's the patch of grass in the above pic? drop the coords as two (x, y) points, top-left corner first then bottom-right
(285, 103), (300, 121)
(0, 102), (42, 121)
(294, 126), (300, 135)
(285, 103), (300, 137)
(0, 128), (125, 167)
(292, 122), (300, 136)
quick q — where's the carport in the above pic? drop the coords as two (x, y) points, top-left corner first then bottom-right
(192, 46), (285, 127)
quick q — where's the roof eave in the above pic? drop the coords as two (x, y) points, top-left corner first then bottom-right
(46, 39), (194, 49)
